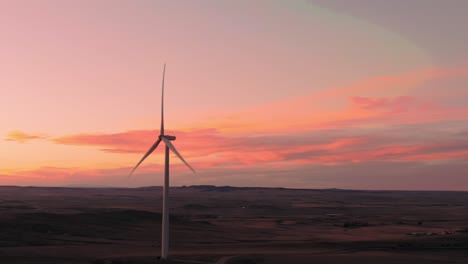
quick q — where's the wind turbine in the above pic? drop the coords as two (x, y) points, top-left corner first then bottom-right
(129, 64), (196, 260)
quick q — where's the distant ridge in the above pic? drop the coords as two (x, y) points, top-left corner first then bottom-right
(183, 185), (287, 192)
(1, 185), (466, 192)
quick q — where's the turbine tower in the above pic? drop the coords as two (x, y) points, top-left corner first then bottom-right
(129, 64), (196, 260)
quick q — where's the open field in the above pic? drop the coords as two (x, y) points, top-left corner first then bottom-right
(0, 186), (468, 263)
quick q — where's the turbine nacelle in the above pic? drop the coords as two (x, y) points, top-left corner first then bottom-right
(160, 135), (176, 141)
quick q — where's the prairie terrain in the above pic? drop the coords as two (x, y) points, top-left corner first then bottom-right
(0, 186), (467, 263)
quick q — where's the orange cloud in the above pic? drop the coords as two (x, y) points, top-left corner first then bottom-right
(45, 126), (468, 170)
(5, 130), (47, 143)
(0, 166), (75, 186)
(52, 130), (156, 153)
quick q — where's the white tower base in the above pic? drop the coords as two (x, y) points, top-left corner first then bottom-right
(161, 145), (170, 259)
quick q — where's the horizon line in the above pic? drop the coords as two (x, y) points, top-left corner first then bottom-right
(0, 184), (467, 192)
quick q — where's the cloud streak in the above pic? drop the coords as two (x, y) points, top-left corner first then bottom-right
(5, 131), (47, 143)
(4, 161), (468, 190)
(46, 123), (468, 169)
(195, 66), (468, 134)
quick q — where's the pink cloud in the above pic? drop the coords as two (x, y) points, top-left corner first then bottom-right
(46, 126), (468, 169)
(350, 96), (418, 113)
(201, 66), (468, 133)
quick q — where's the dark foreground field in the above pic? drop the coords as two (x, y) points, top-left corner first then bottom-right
(0, 186), (468, 263)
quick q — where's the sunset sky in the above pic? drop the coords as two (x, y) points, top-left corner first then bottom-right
(1, 0), (468, 190)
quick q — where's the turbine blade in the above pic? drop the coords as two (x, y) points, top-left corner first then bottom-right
(129, 138), (162, 177)
(160, 64), (166, 135)
(161, 137), (196, 173)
